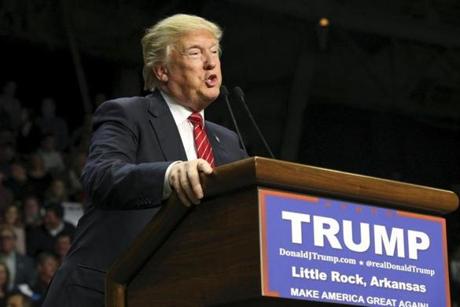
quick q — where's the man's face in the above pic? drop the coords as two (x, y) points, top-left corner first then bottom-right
(157, 29), (222, 111)
(39, 257), (59, 279)
(0, 230), (16, 254)
(10, 164), (26, 181)
(55, 236), (71, 256)
(44, 211), (61, 230)
(24, 197), (40, 216)
(5, 206), (19, 225)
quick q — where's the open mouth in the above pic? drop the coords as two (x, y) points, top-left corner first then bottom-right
(205, 74), (218, 87)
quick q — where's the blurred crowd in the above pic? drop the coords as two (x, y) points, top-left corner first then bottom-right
(2, 78), (460, 306)
(0, 80), (95, 307)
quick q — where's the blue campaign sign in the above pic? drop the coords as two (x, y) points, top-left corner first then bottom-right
(259, 188), (450, 307)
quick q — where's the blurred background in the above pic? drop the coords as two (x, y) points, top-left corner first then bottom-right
(0, 0), (459, 306)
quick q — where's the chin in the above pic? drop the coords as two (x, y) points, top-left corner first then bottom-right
(203, 86), (220, 99)
(191, 94), (215, 111)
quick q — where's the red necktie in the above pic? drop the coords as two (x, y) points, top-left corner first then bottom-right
(188, 112), (215, 167)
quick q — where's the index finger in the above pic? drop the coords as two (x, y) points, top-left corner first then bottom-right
(196, 159), (213, 174)
(186, 164), (204, 199)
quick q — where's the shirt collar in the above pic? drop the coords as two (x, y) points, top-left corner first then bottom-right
(48, 221), (65, 237)
(160, 91), (205, 126)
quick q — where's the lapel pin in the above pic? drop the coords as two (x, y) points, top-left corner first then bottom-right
(215, 135), (220, 143)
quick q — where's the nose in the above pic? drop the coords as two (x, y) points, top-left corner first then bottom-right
(203, 51), (217, 70)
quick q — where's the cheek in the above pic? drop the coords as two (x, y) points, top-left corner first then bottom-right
(178, 61), (204, 78)
(187, 67), (206, 83)
(171, 66), (199, 86)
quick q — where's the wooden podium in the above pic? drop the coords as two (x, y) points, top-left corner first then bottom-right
(106, 157), (458, 307)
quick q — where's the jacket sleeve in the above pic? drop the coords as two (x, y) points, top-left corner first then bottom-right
(81, 100), (171, 210)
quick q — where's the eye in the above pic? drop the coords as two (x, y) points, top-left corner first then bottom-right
(187, 48), (201, 57)
(210, 47), (219, 54)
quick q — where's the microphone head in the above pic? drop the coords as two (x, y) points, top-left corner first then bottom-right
(220, 85), (229, 96)
(233, 86), (245, 99)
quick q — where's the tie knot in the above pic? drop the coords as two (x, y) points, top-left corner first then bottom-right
(188, 112), (203, 128)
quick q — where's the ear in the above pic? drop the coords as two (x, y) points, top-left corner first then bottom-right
(153, 64), (169, 82)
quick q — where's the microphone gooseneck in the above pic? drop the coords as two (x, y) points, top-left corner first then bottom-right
(220, 85), (247, 153)
(233, 86), (275, 159)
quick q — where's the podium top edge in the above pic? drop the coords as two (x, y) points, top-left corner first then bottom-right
(206, 156), (459, 215)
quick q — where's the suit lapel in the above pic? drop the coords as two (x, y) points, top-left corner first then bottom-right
(147, 91), (188, 161)
(206, 124), (225, 166)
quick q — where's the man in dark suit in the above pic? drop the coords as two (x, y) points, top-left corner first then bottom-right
(0, 225), (36, 290)
(43, 14), (247, 307)
(26, 202), (76, 257)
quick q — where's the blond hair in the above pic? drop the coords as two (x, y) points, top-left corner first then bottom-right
(141, 14), (223, 91)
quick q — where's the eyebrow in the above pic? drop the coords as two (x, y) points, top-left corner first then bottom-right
(184, 43), (218, 50)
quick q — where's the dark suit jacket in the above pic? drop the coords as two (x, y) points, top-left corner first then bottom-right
(26, 221), (76, 257)
(13, 253), (36, 288)
(43, 91), (247, 307)
(0, 252), (36, 289)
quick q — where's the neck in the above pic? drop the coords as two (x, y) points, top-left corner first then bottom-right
(48, 221), (63, 231)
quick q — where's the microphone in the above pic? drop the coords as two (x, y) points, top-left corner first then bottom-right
(233, 87), (275, 159)
(220, 86), (247, 153)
